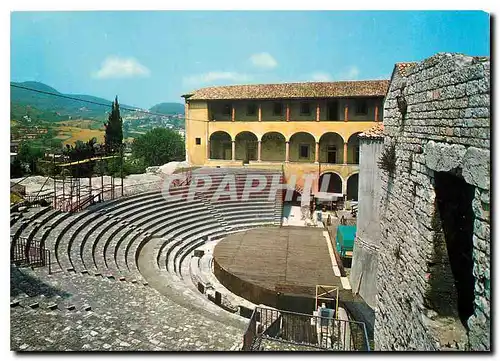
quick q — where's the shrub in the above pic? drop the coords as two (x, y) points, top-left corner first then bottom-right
(378, 143), (397, 175)
(106, 156), (147, 177)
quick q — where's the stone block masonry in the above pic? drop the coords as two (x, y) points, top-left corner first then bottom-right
(375, 53), (490, 351)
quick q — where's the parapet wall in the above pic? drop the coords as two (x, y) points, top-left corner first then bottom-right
(375, 53), (490, 351)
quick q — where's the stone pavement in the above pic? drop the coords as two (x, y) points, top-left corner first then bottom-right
(11, 266), (243, 351)
(258, 338), (330, 351)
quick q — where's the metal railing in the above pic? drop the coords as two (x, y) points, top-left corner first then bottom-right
(242, 307), (259, 351)
(25, 191), (55, 205)
(242, 307), (370, 351)
(11, 237), (51, 274)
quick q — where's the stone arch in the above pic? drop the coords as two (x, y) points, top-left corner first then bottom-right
(209, 131), (232, 160)
(320, 169), (343, 179)
(346, 172), (359, 201)
(235, 131), (258, 163)
(289, 131), (316, 162)
(319, 132), (345, 164)
(261, 131), (286, 162)
(347, 132), (362, 164)
(319, 172), (343, 194)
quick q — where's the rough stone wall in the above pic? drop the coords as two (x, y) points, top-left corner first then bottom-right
(350, 137), (384, 309)
(375, 53), (490, 351)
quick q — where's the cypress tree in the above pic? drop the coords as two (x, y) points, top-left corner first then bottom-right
(104, 96), (123, 154)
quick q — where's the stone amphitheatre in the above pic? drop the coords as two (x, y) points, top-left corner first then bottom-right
(10, 53), (490, 352)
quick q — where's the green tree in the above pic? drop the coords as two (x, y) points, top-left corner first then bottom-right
(132, 128), (185, 167)
(63, 137), (98, 177)
(104, 96), (123, 154)
(10, 158), (23, 178)
(106, 156), (146, 177)
(17, 142), (44, 174)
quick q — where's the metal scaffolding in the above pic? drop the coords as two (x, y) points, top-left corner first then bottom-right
(51, 150), (124, 213)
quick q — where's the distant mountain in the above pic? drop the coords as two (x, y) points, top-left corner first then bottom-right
(10, 81), (137, 122)
(16, 81), (61, 94)
(149, 102), (184, 115)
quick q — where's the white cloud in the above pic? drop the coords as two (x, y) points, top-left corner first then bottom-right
(93, 56), (150, 79)
(338, 66), (360, 80)
(183, 71), (252, 86)
(310, 72), (331, 81)
(249, 52), (278, 69)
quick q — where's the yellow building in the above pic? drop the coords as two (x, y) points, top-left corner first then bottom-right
(182, 80), (389, 199)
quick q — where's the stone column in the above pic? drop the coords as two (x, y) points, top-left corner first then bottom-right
(344, 103), (349, 122)
(314, 174), (320, 193)
(286, 103), (290, 122)
(315, 142), (319, 163)
(316, 102), (320, 121)
(231, 141), (236, 161)
(185, 102), (190, 163)
(257, 140), (262, 161)
(258, 103), (262, 122)
(375, 104), (379, 122)
(231, 105), (235, 122)
(285, 141), (290, 162)
(343, 142), (348, 164)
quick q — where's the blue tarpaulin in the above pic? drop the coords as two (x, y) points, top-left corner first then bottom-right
(336, 225), (356, 258)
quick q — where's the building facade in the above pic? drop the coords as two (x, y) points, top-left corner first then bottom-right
(183, 80), (389, 197)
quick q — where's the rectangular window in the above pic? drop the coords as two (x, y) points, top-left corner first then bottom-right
(355, 100), (368, 115)
(299, 144), (310, 159)
(328, 101), (339, 120)
(327, 145), (337, 163)
(195, 138), (201, 145)
(300, 102), (311, 115)
(273, 102), (283, 116)
(247, 103), (257, 116)
(222, 104), (232, 116)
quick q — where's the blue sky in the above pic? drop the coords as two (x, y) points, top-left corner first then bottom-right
(11, 11), (490, 108)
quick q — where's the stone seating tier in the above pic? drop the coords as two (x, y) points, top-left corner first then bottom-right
(11, 167), (285, 351)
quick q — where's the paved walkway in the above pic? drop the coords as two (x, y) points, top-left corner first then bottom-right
(11, 267), (243, 351)
(283, 205), (324, 228)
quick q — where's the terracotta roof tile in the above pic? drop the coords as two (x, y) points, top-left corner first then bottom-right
(359, 123), (384, 139)
(184, 80), (390, 101)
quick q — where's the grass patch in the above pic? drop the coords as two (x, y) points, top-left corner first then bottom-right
(55, 126), (105, 145)
(10, 192), (24, 204)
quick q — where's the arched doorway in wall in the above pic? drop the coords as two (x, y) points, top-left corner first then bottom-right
(346, 173), (359, 201)
(347, 132), (361, 164)
(289, 132), (316, 162)
(261, 132), (286, 161)
(319, 132), (344, 164)
(319, 172), (343, 194)
(235, 131), (258, 164)
(209, 131), (232, 160)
